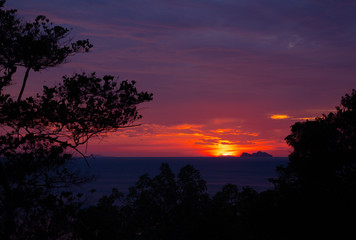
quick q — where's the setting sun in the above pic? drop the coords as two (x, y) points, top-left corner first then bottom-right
(208, 141), (240, 157)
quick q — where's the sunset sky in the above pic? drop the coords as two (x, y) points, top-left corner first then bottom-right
(6, 0), (356, 157)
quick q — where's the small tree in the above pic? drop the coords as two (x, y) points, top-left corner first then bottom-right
(0, 1), (152, 239)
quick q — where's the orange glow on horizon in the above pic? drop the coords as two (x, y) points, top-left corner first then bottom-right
(85, 123), (290, 157)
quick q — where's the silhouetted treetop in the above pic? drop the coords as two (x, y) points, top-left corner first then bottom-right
(0, 72), (152, 153)
(16, 15), (92, 70)
(275, 89), (356, 191)
(0, 0), (20, 87)
(0, 1), (92, 101)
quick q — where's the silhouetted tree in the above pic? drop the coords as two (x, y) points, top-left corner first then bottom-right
(88, 163), (211, 240)
(15, 191), (84, 240)
(271, 89), (356, 239)
(119, 164), (179, 240)
(0, 1), (152, 239)
(74, 189), (123, 240)
(0, 0), (20, 88)
(0, 0), (92, 102)
(209, 184), (240, 239)
(177, 165), (208, 208)
(175, 165), (209, 239)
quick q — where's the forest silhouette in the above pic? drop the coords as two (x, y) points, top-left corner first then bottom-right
(1, 1), (355, 239)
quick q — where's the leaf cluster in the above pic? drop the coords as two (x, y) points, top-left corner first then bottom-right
(0, 73), (152, 151)
(0, 2), (92, 88)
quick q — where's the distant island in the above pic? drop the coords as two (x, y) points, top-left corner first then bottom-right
(240, 151), (273, 158)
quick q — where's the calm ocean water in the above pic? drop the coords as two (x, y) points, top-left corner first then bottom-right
(73, 157), (288, 197)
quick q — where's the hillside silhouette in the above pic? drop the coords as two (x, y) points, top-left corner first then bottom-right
(240, 151), (273, 158)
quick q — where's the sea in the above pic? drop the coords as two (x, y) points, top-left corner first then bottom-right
(73, 157), (289, 199)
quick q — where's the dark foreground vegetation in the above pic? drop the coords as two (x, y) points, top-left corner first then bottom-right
(1, 1), (355, 239)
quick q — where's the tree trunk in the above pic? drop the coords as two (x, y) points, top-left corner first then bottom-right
(17, 67), (31, 102)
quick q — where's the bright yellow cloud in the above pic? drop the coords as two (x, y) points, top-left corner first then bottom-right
(270, 114), (290, 120)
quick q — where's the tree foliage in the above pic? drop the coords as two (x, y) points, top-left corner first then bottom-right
(269, 89), (356, 239)
(0, 0), (92, 101)
(0, 1), (152, 239)
(273, 90), (356, 195)
(0, 73), (152, 155)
